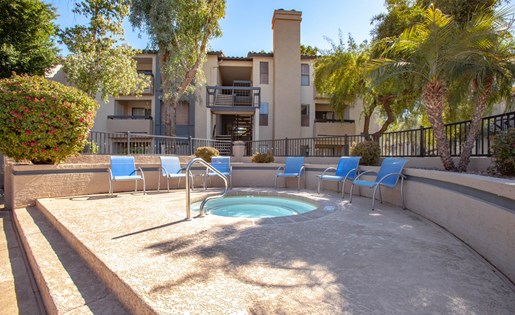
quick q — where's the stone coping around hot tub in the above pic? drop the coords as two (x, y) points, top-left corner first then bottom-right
(190, 189), (341, 225)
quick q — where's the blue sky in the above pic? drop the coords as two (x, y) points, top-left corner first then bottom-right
(47, 0), (513, 57)
(46, 0), (386, 56)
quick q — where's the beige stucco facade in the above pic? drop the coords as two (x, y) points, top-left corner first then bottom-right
(46, 9), (368, 141)
(198, 9), (363, 143)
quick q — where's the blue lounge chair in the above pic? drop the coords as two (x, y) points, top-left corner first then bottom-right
(349, 158), (407, 210)
(158, 156), (192, 192)
(317, 156), (361, 198)
(108, 156), (146, 196)
(204, 156), (232, 189)
(275, 156), (305, 190)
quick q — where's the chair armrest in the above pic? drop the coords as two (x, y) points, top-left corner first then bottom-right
(275, 166), (284, 176)
(160, 166), (170, 177)
(299, 165), (305, 175)
(321, 167), (336, 176)
(353, 170), (377, 181)
(377, 172), (405, 186)
(136, 167), (145, 179)
(344, 168), (358, 179)
(107, 168), (113, 180)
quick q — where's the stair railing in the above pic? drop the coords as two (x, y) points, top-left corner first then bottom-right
(185, 157), (229, 220)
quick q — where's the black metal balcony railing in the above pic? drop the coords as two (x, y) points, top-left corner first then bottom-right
(314, 118), (355, 123)
(244, 111), (515, 157)
(206, 86), (261, 108)
(107, 115), (152, 120)
(85, 132), (232, 156)
(85, 111), (514, 158)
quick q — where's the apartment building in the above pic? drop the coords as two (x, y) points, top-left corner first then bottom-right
(49, 9), (365, 142)
(196, 9), (360, 143)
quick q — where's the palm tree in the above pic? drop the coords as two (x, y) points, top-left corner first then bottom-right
(452, 10), (515, 171)
(314, 36), (414, 140)
(371, 5), (514, 171)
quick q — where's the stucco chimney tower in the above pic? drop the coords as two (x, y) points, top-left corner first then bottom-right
(272, 9), (302, 139)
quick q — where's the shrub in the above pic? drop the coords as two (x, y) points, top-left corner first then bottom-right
(491, 129), (515, 176)
(83, 140), (98, 154)
(350, 140), (380, 166)
(251, 151), (274, 163)
(195, 146), (219, 162)
(0, 74), (98, 164)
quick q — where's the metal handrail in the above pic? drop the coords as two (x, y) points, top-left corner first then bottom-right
(185, 158), (229, 220)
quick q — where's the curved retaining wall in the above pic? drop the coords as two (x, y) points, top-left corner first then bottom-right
(4, 158), (515, 283)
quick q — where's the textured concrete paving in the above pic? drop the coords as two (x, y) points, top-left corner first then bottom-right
(31, 188), (515, 314)
(0, 191), (44, 315)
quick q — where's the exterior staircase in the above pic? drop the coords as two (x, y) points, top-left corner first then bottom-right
(214, 135), (232, 155)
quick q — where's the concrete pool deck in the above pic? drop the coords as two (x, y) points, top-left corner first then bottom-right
(10, 188), (515, 314)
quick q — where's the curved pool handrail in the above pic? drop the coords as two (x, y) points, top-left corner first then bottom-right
(185, 157), (229, 220)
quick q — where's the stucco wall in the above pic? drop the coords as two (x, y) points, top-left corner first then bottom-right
(4, 156), (514, 284)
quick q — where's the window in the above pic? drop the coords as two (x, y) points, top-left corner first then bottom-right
(260, 102), (269, 126)
(260, 62), (269, 84)
(131, 107), (150, 117)
(315, 111), (335, 121)
(301, 64), (310, 86)
(301, 104), (309, 127)
(176, 101), (189, 125)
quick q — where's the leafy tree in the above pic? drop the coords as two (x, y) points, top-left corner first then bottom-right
(301, 44), (319, 56)
(315, 35), (417, 140)
(371, 5), (514, 171)
(130, 0), (226, 136)
(59, 0), (149, 102)
(0, 0), (59, 78)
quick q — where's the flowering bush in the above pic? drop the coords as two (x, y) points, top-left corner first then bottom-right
(0, 74), (98, 164)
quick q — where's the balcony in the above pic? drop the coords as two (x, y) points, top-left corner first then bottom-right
(139, 72), (154, 95)
(314, 119), (356, 137)
(106, 115), (153, 134)
(206, 86), (261, 112)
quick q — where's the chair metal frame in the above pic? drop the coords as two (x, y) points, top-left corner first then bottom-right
(317, 156), (361, 198)
(204, 156), (232, 189)
(275, 156), (306, 191)
(349, 158), (407, 210)
(158, 156), (193, 192)
(108, 156), (146, 196)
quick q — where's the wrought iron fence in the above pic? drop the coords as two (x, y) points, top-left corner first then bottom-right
(243, 111), (515, 157)
(245, 135), (367, 157)
(84, 132), (232, 156)
(84, 111), (513, 158)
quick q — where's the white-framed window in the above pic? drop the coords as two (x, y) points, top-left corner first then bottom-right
(301, 64), (310, 86)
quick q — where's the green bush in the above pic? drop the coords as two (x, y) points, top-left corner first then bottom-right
(350, 140), (380, 166)
(251, 151), (274, 163)
(0, 74), (98, 164)
(491, 129), (515, 176)
(195, 146), (219, 162)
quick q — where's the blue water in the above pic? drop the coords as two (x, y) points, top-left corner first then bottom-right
(192, 196), (317, 218)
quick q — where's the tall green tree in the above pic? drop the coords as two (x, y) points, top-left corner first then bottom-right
(371, 5), (514, 171)
(315, 35), (417, 140)
(59, 0), (149, 102)
(130, 0), (226, 136)
(301, 44), (319, 56)
(0, 0), (59, 78)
